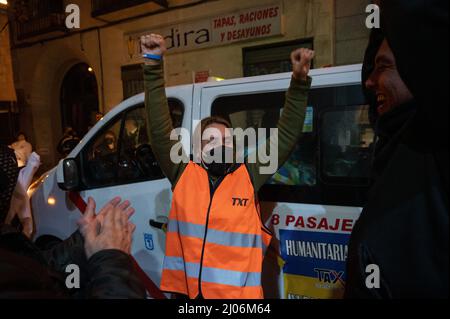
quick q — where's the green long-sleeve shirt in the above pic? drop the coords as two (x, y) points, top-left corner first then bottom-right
(143, 64), (311, 191)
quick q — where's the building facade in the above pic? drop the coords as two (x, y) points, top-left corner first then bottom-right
(1, 4), (18, 144)
(9, 0), (370, 171)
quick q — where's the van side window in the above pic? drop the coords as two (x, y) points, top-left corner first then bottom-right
(212, 85), (373, 207)
(116, 107), (163, 184)
(212, 91), (284, 156)
(321, 106), (374, 182)
(212, 92), (317, 188)
(81, 100), (184, 189)
(85, 115), (121, 186)
(269, 106), (317, 186)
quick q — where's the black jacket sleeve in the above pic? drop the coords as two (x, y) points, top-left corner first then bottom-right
(86, 249), (146, 299)
(0, 227), (146, 299)
(41, 231), (88, 274)
(41, 231), (146, 299)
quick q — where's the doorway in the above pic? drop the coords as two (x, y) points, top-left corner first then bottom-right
(60, 63), (99, 138)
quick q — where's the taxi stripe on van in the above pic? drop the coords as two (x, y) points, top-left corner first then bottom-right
(68, 191), (166, 299)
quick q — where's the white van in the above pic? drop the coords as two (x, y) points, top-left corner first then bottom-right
(29, 64), (373, 299)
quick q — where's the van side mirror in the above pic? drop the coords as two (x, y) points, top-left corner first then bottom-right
(62, 158), (80, 191)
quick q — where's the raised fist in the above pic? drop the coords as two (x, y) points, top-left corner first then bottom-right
(291, 48), (315, 81)
(140, 33), (167, 57)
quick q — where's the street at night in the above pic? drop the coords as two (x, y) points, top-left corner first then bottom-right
(0, 0), (448, 307)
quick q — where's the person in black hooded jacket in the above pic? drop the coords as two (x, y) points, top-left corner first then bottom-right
(0, 145), (146, 299)
(345, 1), (448, 298)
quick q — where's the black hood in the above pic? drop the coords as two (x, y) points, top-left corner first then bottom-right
(377, 0), (448, 143)
(0, 145), (19, 224)
(362, 28), (385, 128)
(379, 0), (448, 107)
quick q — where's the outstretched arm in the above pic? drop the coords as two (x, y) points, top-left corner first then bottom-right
(142, 34), (188, 187)
(247, 49), (314, 191)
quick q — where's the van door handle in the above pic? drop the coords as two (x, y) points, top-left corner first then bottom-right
(149, 219), (167, 232)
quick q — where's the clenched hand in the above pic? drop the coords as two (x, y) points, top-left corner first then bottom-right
(291, 48), (315, 82)
(140, 33), (167, 65)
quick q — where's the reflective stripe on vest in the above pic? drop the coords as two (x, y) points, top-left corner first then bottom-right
(163, 256), (261, 287)
(167, 220), (267, 251)
(160, 162), (272, 299)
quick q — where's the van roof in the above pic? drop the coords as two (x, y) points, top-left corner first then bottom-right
(198, 64), (362, 88)
(76, 64), (362, 154)
(119, 63), (362, 110)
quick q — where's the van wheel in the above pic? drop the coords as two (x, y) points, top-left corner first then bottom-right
(35, 235), (63, 250)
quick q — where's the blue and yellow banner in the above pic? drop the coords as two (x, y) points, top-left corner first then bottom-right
(279, 230), (350, 299)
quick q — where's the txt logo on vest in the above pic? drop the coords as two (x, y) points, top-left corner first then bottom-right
(232, 197), (249, 207)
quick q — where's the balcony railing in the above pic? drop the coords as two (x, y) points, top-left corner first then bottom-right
(15, 13), (66, 40)
(91, 0), (168, 17)
(14, 0), (66, 40)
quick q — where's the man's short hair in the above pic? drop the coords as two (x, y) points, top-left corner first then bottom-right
(200, 116), (231, 136)
(192, 116), (232, 160)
